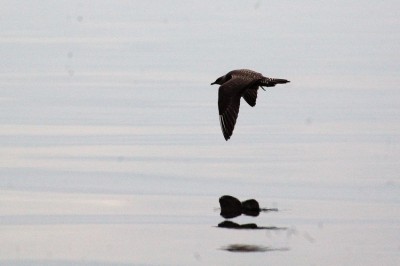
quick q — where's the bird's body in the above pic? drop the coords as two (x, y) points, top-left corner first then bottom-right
(211, 69), (290, 140)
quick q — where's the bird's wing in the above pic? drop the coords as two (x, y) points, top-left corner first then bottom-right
(242, 85), (258, 107)
(218, 77), (253, 140)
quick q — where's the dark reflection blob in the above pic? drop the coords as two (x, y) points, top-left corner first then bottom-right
(241, 199), (261, 217)
(218, 221), (286, 230)
(221, 244), (289, 253)
(219, 195), (243, 218)
(218, 221), (258, 229)
(219, 195), (278, 219)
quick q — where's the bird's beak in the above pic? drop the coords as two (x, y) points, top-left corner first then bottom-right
(210, 82), (216, 85)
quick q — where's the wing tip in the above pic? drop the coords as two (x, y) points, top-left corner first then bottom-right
(223, 132), (231, 141)
(219, 115), (232, 141)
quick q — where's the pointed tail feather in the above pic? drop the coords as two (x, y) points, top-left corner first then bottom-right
(260, 77), (290, 87)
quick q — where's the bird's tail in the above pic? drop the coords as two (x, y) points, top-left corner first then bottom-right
(260, 77), (290, 87)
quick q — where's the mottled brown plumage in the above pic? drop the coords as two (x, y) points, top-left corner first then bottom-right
(211, 69), (289, 140)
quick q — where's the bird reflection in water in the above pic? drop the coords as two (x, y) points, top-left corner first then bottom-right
(219, 195), (278, 219)
(221, 244), (290, 253)
(217, 195), (289, 252)
(218, 220), (285, 230)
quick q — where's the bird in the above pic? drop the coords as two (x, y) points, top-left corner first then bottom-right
(211, 69), (290, 141)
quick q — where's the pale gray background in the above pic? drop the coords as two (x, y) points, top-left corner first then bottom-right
(1, 1), (399, 265)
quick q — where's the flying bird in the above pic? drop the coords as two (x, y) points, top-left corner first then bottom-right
(211, 69), (289, 140)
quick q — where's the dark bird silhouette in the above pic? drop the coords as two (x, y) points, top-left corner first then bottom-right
(211, 69), (289, 140)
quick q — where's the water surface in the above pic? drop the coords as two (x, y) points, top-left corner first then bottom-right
(1, 1), (399, 265)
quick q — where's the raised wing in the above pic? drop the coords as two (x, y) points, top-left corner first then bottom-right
(242, 85), (258, 107)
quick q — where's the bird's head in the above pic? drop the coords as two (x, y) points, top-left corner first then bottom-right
(211, 74), (231, 85)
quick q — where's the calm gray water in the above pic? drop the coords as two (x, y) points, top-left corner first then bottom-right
(1, 1), (399, 265)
